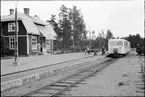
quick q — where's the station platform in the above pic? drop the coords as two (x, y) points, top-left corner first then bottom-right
(1, 52), (104, 92)
(1, 52), (93, 76)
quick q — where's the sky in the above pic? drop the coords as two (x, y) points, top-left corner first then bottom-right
(1, 0), (144, 38)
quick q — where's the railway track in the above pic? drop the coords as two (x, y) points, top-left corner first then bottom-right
(1, 55), (95, 77)
(21, 58), (117, 97)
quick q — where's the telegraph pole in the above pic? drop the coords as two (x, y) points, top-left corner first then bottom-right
(13, 1), (20, 66)
(89, 30), (91, 50)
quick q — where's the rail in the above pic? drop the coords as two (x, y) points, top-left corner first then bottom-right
(21, 58), (117, 97)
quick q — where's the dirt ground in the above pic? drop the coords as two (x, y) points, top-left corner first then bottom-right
(2, 51), (144, 96)
(65, 51), (145, 96)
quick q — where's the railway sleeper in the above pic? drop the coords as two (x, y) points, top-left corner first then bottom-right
(55, 93), (67, 97)
(44, 87), (64, 90)
(35, 89), (59, 94)
(73, 73), (89, 77)
(52, 83), (71, 86)
(57, 81), (73, 84)
(50, 84), (68, 87)
(82, 70), (95, 73)
(34, 91), (54, 95)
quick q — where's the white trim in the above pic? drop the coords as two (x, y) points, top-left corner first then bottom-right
(52, 40), (53, 53)
(8, 22), (19, 32)
(27, 33), (29, 55)
(9, 37), (15, 50)
(31, 36), (37, 50)
(3, 35), (27, 37)
(46, 40), (50, 49)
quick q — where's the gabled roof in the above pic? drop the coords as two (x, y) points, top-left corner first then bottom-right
(46, 25), (57, 37)
(1, 12), (47, 25)
(22, 20), (40, 35)
(1, 12), (57, 39)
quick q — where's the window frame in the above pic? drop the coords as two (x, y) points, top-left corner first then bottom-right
(31, 36), (37, 50)
(8, 22), (19, 32)
(9, 37), (16, 50)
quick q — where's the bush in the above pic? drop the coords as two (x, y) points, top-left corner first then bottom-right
(1, 36), (9, 57)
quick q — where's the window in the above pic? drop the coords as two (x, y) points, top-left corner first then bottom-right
(116, 41), (123, 46)
(109, 41), (123, 46)
(124, 41), (128, 48)
(46, 40), (50, 49)
(109, 41), (115, 46)
(32, 36), (37, 50)
(8, 22), (19, 32)
(9, 37), (15, 49)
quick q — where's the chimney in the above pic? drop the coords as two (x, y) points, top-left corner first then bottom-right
(34, 15), (38, 17)
(24, 8), (30, 15)
(9, 9), (14, 15)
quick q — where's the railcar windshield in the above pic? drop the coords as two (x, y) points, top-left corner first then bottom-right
(116, 41), (123, 46)
(109, 40), (123, 46)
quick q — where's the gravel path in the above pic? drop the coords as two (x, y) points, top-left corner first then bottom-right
(65, 51), (144, 96)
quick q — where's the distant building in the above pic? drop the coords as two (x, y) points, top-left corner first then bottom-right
(1, 8), (57, 56)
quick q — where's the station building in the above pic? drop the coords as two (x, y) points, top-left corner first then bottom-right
(1, 8), (57, 56)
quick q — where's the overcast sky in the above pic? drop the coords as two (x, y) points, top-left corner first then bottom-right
(1, 0), (144, 38)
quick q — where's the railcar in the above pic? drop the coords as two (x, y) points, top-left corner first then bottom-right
(107, 39), (131, 56)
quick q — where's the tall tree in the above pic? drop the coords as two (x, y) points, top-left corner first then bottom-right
(105, 29), (113, 49)
(106, 29), (113, 40)
(47, 14), (62, 50)
(69, 5), (87, 48)
(58, 5), (72, 49)
(47, 14), (61, 39)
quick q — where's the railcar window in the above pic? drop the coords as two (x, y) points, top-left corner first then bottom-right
(109, 41), (116, 46)
(125, 42), (128, 47)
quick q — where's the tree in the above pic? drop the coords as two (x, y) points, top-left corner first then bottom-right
(47, 14), (61, 39)
(1, 27), (9, 56)
(69, 5), (87, 49)
(106, 30), (113, 40)
(94, 29), (114, 49)
(122, 34), (144, 48)
(46, 5), (87, 51)
(58, 5), (72, 49)
(96, 31), (106, 48)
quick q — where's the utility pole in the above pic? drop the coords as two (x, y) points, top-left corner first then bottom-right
(89, 30), (91, 50)
(13, 1), (20, 66)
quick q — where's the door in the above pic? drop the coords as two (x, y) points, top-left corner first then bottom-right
(40, 42), (43, 52)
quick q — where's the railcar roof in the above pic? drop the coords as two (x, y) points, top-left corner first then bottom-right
(109, 39), (128, 42)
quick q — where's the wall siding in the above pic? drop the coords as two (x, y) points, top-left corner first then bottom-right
(18, 37), (27, 55)
(2, 20), (28, 56)
(3, 37), (27, 56)
(2, 20), (27, 36)
(28, 35), (39, 55)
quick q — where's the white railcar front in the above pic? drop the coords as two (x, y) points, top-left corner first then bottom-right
(108, 39), (130, 55)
